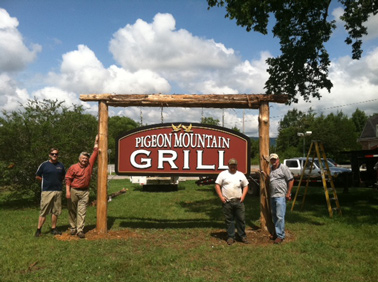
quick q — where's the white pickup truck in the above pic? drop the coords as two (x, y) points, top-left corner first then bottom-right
(283, 157), (352, 186)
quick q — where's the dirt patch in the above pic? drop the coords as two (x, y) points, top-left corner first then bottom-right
(55, 229), (141, 241)
(211, 227), (295, 246)
(55, 227), (295, 246)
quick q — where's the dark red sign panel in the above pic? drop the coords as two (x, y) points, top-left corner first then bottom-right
(116, 123), (250, 176)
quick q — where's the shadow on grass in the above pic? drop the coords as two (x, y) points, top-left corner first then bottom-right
(0, 196), (36, 210)
(107, 196), (263, 231)
(109, 216), (225, 229)
(108, 196), (225, 230)
(288, 187), (378, 225)
(0, 192), (98, 211)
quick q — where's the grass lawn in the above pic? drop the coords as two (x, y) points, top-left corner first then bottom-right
(1, 180), (377, 282)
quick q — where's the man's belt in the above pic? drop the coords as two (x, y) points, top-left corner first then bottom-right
(227, 198), (241, 202)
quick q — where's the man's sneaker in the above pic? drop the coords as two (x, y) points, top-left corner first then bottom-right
(240, 237), (249, 244)
(77, 231), (85, 239)
(227, 238), (235, 245)
(51, 228), (62, 235)
(70, 229), (77, 236)
(35, 229), (41, 237)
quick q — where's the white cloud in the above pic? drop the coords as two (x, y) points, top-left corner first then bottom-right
(0, 8), (41, 72)
(110, 13), (239, 72)
(0, 74), (29, 111)
(274, 47), (378, 129)
(48, 44), (171, 94)
(109, 13), (266, 94)
(33, 87), (82, 107)
(332, 6), (378, 40)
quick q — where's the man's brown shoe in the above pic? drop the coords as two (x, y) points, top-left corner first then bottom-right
(240, 237), (249, 244)
(269, 234), (277, 240)
(274, 237), (284, 244)
(77, 232), (85, 239)
(227, 238), (235, 245)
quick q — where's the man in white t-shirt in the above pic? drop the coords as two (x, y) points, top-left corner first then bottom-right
(215, 158), (249, 245)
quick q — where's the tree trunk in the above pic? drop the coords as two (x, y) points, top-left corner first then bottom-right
(96, 101), (108, 233)
(258, 102), (275, 234)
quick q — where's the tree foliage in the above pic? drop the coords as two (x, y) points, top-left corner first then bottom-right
(207, 0), (378, 103)
(275, 108), (364, 161)
(108, 116), (139, 163)
(0, 99), (98, 201)
(201, 116), (220, 126)
(351, 108), (368, 134)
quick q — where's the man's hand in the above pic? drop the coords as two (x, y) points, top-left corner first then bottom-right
(66, 185), (71, 199)
(285, 193), (292, 201)
(94, 134), (99, 148)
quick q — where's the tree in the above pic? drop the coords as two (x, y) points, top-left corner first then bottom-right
(351, 108), (368, 134)
(108, 116), (139, 163)
(311, 112), (361, 160)
(276, 109), (363, 162)
(0, 99), (98, 201)
(201, 116), (220, 126)
(276, 108), (315, 158)
(207, 0), (377, 103)
(231, 125), (240, 132)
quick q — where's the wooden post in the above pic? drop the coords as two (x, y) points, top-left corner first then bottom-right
(258, 102), (274, 234)
(97, 101), (108, 233)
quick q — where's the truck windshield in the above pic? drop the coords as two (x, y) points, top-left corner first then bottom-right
(314, 160), (335, 168)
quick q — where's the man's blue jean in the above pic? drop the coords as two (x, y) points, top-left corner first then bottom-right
(270, 197), (286, 239)
(222, 199), (246, 239)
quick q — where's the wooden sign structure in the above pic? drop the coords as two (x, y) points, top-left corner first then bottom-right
(80, 94), (289, 234)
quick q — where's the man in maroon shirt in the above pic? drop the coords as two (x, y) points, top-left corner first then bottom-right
(65, 135), (98, 238)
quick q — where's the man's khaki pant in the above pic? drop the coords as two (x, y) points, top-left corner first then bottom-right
(68, 188), (89, 233)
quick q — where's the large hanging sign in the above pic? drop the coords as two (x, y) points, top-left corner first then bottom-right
(116, 123), (250, 176)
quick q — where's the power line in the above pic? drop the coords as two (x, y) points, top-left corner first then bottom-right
(270, 98), (378, 120)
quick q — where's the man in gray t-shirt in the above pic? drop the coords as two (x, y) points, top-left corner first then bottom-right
(267, 153), (294, 244)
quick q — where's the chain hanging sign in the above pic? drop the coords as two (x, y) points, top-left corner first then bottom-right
(116, 122), (250, 176)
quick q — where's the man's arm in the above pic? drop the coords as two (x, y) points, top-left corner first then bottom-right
(215, 184), (227, 203)
(65, 167), (73, 199)
(241, 185), (249, 203)
(286, 179), (294, 200)
(65, 183), (71, 199)
(89, 135), (99, 166)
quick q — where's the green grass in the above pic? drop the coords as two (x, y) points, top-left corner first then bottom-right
(1, 180), (377, 282)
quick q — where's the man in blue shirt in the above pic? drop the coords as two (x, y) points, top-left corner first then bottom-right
(35, 148), (65, 237)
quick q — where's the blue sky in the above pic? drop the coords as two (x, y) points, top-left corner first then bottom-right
(1, 0), (378, 136)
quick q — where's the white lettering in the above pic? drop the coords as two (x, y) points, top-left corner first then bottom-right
(130, 150), (151, 168)
(218, 151), (228, 169)
(183, 150), (190, 169)
(158, 150), (178, 169)
(174, 133), (182, 147)
(135, 137), (142, 147)
(196, 150), (215, 170)
(222, 137), (230, 149)
(197, 134), (206, 148)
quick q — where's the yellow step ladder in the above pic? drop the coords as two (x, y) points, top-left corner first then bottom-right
(291, 140), (342, 217)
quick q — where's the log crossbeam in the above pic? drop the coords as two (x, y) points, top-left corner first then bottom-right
(80, 94), (288, 109)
